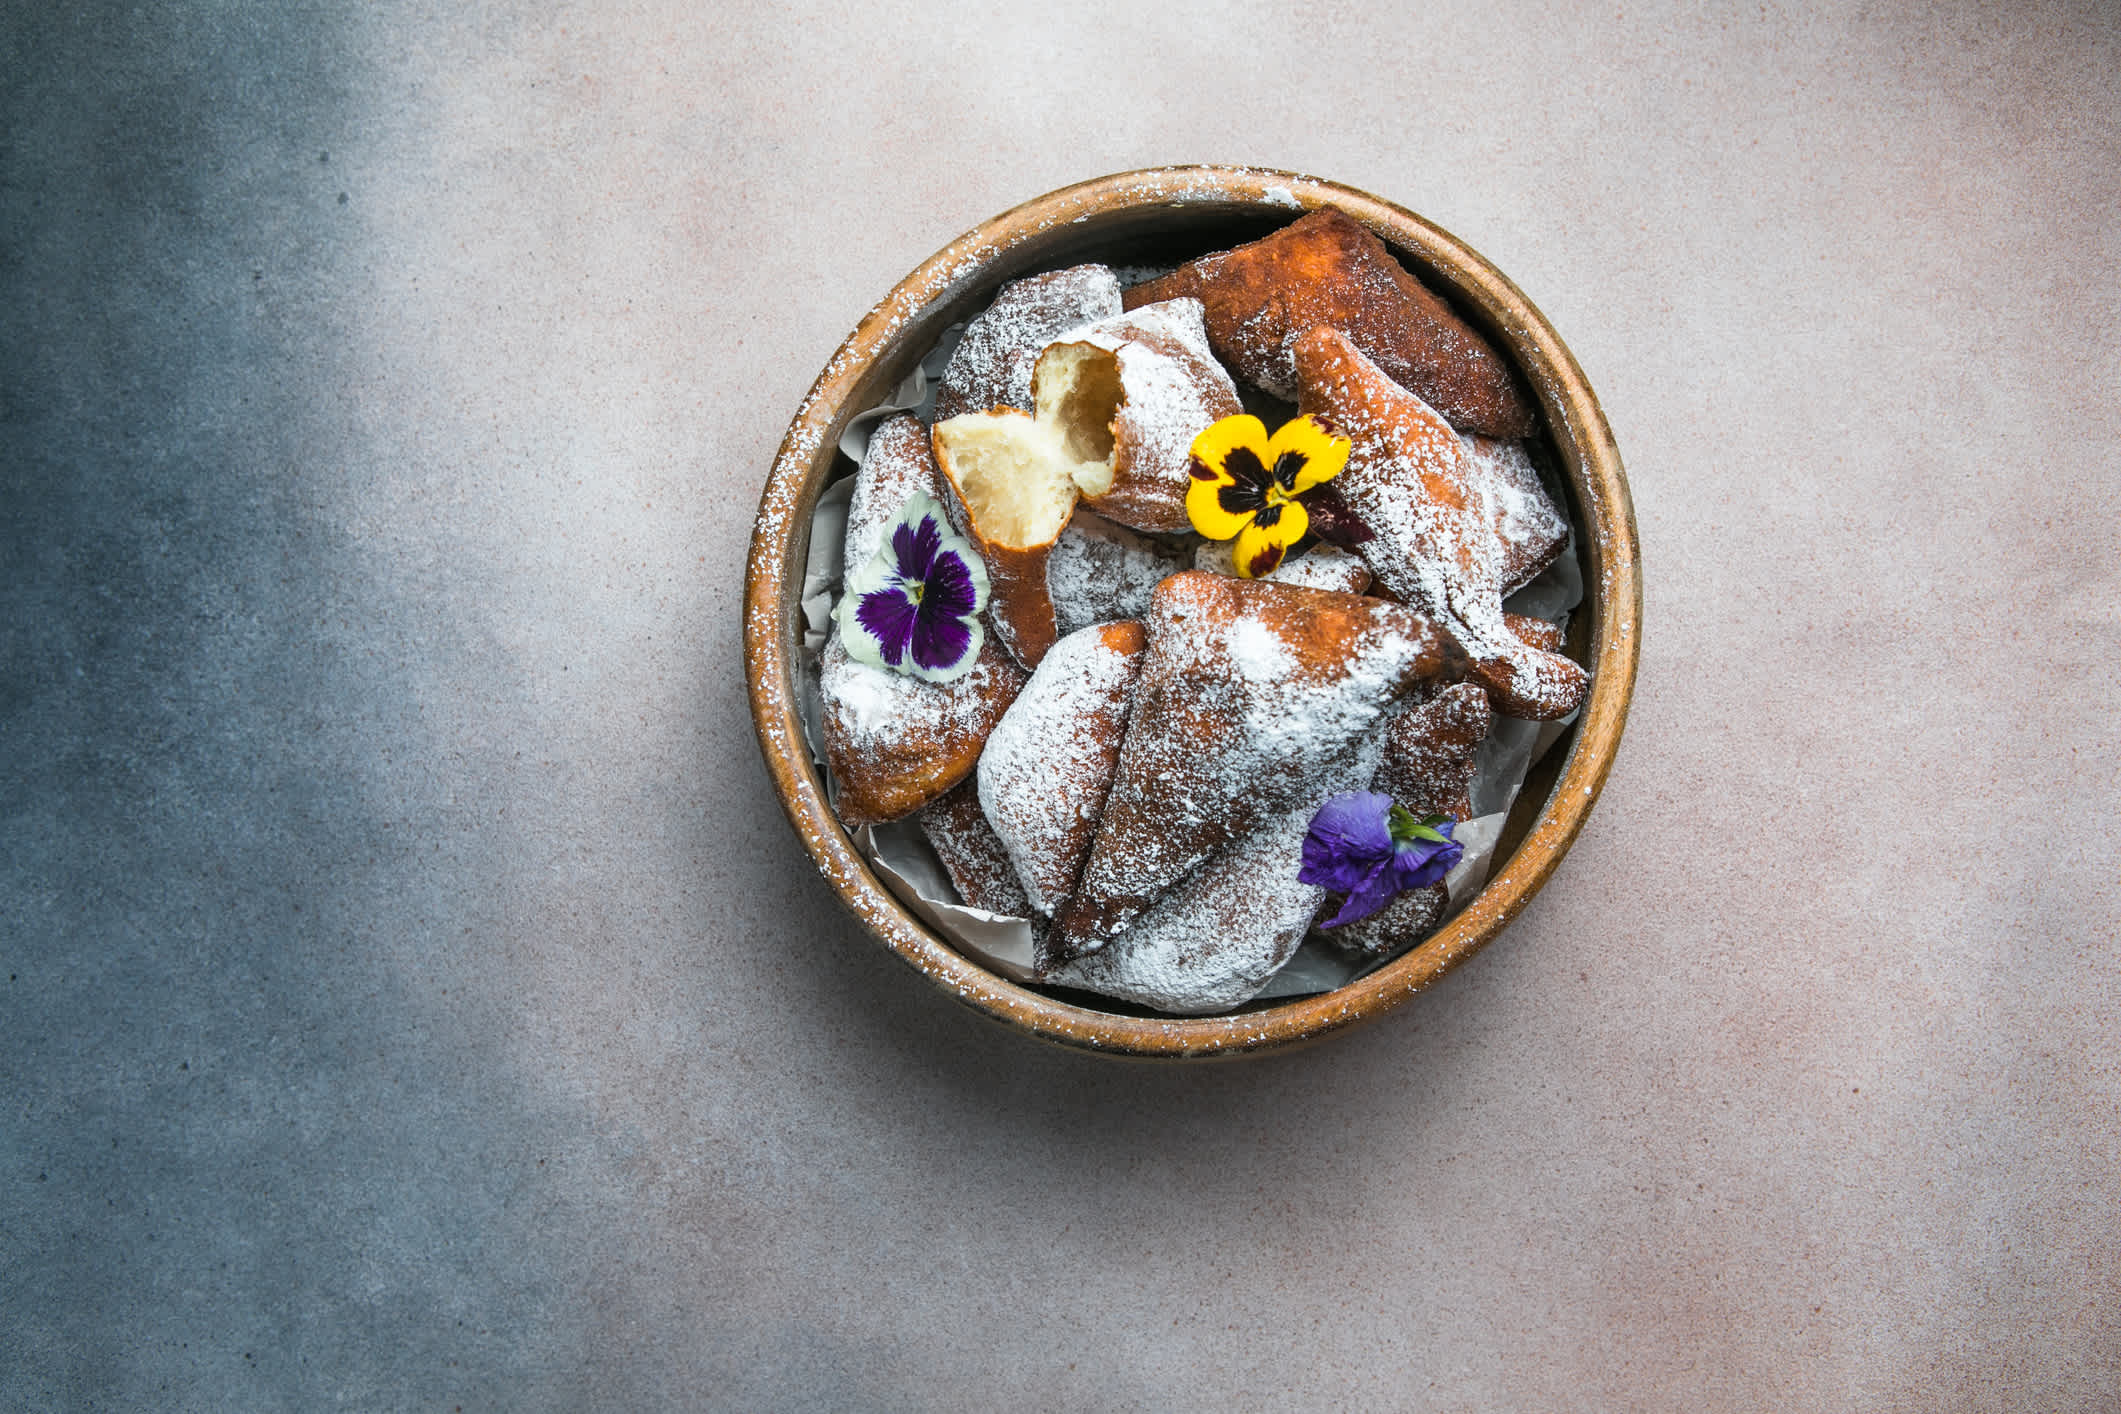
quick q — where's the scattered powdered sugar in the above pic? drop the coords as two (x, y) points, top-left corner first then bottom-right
(1373, 681), (1492, 826)
(824, 644), (914, 738)
(978, 623), (1144, 915)
(933, 265), (1122, 422)
(1229, 300), (1295, 400)
(1045, 511), (1190, 636)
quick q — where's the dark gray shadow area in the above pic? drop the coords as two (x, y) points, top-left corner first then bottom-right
(1, 8), (608, 1407)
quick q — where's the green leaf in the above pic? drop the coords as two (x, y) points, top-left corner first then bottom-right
(1386, 803), (1454, 846)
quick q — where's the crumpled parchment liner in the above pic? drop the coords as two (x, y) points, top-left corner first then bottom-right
(795, 317), (1583, 1009)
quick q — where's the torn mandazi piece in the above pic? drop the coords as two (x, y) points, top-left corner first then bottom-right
(1031, 298), (1243, 534)
(933, 264), (1123, 422)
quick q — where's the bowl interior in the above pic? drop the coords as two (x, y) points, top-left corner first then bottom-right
(744, 168), (1639, 1057)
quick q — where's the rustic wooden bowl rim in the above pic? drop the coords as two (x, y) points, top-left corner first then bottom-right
(742, 165), (1641, 1059)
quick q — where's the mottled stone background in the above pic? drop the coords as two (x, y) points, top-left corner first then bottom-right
(3, 1), (2116, 1408)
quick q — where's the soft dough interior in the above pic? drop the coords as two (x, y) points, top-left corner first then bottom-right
(932, 410), (1081, 549)
(1032, 343), (1124, 498)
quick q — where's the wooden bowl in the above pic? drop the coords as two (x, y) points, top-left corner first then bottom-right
(743, 166), (1640, 1058)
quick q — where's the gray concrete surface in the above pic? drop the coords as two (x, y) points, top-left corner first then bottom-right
(3, 1), (2116, 1408)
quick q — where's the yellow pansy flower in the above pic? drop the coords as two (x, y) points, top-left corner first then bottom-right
(1184, 413), (1352, 578)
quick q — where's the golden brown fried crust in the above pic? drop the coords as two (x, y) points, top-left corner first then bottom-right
(1502, 613), (1564, 655)
(1124, 207), (1535, 438)
(929, 410), (1066, 671)
(976, 539), (1060, 671)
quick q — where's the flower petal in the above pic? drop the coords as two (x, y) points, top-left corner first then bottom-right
(1266, 414), (1351, 495)
(1299, 791), (1397, 892)
(1391, 830), (1464, 892)
(904, 607), (978, 681)
(835, 490), (992, 681)
(891, 509), (945, 582)
(1186, 464), (1253, 541)
(1294, 481), (1376, 547)
(849, 583), (919, 667)
(920, 545), (982, 621)
(1215, 462), (1270, 516)
(1188, 413), (1269, 481)
(1233, 499), (1307, 578)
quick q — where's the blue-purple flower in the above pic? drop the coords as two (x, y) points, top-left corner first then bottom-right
(1299, 791), (1463, 928)
(835, 490), (990, 683)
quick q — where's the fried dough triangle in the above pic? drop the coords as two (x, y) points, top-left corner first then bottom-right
(1043, 570), (1457, 968)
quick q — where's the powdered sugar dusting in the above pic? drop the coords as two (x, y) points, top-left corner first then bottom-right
(1374, 681), (1492, 825)
(1460, 434), (1568, 594)
(1046, 511), (1189, 636)
(820, 631), (1019, 752)
(1314, 879), (1446, 964)
(1053, 730), (1387, 1013)
(1227, 616), (1293, 680)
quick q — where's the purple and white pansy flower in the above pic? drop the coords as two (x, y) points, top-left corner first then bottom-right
(1298, 791), (1464, 929)
(834, 490), (991, 683)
